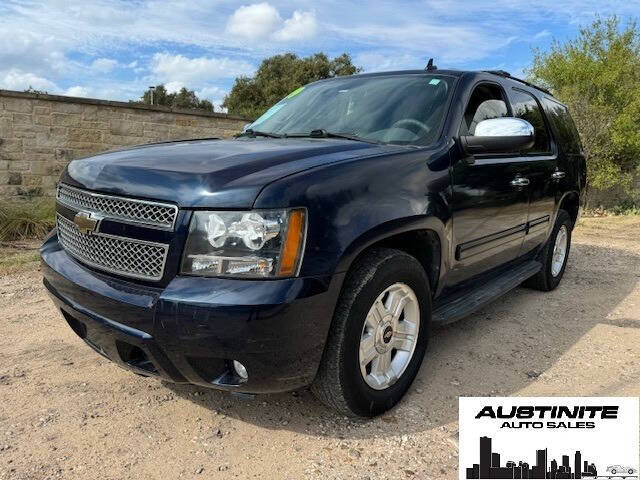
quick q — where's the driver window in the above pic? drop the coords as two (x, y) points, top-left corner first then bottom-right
(460, 84), (508, 136)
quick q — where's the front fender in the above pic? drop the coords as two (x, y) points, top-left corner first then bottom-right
(334, 214), (446, 273)
(254, 145), (453, 282)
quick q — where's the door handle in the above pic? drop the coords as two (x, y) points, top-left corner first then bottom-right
(510, 177), (530, 187)
(551, 170), (566, 180)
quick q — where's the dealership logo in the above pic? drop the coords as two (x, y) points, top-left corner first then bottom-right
(459, 397), (639, 480)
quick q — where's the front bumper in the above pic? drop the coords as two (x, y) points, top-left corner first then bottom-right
(41, 233), (344, 393)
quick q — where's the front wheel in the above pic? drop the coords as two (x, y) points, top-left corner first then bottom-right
(311, 248), (431, 417)
(524, 209), (572, 291)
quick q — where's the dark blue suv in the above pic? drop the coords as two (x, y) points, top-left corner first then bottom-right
(41, 69), (585, 416)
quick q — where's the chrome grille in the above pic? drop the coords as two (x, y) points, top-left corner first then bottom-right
(56, 214), (168, 281)
(57, 183), (178, 230)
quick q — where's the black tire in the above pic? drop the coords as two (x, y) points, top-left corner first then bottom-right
(523, 209), (572, 292)
(311, 248), (431, 417)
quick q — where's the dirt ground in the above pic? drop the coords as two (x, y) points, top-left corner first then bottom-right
(1, 216), (639, 480)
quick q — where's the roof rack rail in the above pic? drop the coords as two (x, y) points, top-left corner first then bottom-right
(484, 70), (552, 96)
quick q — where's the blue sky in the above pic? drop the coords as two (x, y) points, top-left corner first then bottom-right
(1, 1), (638, 110)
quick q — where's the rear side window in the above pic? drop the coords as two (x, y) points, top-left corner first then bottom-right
(541, 97), (582, 154)
(509, 89), (551, 154)
(460, 83), (509, 136)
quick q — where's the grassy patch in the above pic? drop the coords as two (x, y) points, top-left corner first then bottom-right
(0, 244), (41, 275)
(575, 214), (640, 245)
(0, 199), (55, 241)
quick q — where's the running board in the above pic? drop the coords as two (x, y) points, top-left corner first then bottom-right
(432, 260), (542, 326)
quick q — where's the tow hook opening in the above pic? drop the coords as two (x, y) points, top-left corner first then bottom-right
(61, 309), (87, 339)
(116, 341), (158, 375)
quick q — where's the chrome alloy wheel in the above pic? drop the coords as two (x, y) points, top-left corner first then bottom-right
(359, 283), (420, 390)
(551, 225), (568, 277)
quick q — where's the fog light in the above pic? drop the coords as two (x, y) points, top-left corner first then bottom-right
(233, 360), (248, 380)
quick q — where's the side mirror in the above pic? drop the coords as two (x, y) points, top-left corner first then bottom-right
(243, 123), (252, 132)
(460, 118), (535, 156)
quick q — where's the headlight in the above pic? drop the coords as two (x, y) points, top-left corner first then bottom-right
(181, 209), (306, 278)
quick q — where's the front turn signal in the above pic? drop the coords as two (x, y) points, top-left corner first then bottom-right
(278, 209), (306, 276)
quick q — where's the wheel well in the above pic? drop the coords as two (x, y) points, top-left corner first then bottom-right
(560, 193), (580, 225)
(357, 229), (441, 295)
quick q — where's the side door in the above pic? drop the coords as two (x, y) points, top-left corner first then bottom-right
(506, 88), (557, 255)
(449, 82), (531, 284)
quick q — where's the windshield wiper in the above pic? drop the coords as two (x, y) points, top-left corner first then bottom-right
(286, 129), (382, 144)
(238, 128), (283, 138)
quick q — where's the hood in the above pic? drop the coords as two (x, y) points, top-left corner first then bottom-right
(63, 138), (397, 208)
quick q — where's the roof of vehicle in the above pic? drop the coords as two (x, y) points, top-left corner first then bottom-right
(320, 68), (554, 97)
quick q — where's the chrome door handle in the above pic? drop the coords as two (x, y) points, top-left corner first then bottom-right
(551, 171), (566, 180)
(510, 177), (530, 187)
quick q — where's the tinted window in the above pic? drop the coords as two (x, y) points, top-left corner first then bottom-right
(509, 89), (550, 154)
(541, 97), (582, 154)
(249, 74), (455, 145)
(460, 84), (508, 136)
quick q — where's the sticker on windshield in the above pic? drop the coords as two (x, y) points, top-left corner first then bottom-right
(286, 86), (305, 98)
(429, 78), (441, 85)
(251, 103), (285, 126)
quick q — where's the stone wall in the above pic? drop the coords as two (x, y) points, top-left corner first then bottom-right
(0, 90), (251, 198)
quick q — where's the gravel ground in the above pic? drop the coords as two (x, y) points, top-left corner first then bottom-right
(1, 216), (639, 479)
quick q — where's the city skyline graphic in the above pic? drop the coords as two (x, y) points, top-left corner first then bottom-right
(465, 436), (599, 479)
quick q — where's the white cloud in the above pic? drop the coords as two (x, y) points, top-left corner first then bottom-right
(151, 53), (254, 84)
(355, 52), (422, 73)
(330, 22), (516, 64)
(164, 81), (185, 94)
(226, 3), (282, 40)
(196, 86), (229, 111)
(273, 10), (317, 41)
(226, 3), (317, 42)
(534, 29), (552, 40)
(64, 86), (90, 97)
(91, 58), (118, 73)
(0, 30), (69, 77)
(0, 69), (59, 92)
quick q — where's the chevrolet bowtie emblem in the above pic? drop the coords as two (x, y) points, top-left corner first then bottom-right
(73, 211), (102, 234)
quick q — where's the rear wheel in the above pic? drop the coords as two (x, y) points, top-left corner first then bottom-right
(524, 209), (572, 291)
(311, 248), (431, 417)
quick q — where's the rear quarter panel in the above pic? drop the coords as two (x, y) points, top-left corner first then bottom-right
(540, 96), (585, 215)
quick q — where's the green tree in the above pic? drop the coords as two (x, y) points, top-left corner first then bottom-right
(138, 85), (214, 112)
(529, 16), (640, 204)
(222, 53), (362, 119)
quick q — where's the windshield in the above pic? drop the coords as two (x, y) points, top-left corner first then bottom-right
(247, 74), (455, 145)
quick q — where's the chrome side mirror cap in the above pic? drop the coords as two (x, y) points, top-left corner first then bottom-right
(475, 117), (534, 137)
(460, 118), (535, 156)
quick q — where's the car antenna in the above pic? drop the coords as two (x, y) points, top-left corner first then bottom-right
(425, 58), (437, 71)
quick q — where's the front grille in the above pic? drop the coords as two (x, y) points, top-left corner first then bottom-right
(57, 183), (178, 230)
(56, 214), (169, 281)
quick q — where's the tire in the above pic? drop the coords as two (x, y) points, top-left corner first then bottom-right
(523, 209), (572, 292)
(311, 248), (431, 417)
